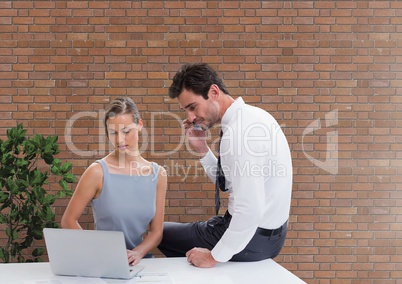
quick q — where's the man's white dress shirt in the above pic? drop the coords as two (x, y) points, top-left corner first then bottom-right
(200, 97), (293, 262)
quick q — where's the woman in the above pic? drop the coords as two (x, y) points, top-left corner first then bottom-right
(61, 97), (167, 266)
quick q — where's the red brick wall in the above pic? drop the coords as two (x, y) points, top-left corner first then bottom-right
(1, 1), (401, 282)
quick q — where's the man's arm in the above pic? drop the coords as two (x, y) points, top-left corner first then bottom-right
(211, 155), (266, 262)
(199, 148), (218, 183)
(211, 124), (268, 262)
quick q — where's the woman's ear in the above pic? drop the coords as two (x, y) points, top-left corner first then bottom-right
(137, 119), (144, 132)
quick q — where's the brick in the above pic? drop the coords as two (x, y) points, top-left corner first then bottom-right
(0, 3), (401, 282)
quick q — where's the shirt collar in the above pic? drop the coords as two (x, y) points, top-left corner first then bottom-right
(221, 97), (245, 127)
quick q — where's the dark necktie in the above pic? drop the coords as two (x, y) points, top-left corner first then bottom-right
(215, 130), (227, 215)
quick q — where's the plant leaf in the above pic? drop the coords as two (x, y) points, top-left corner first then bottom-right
(63, 173), (76, 183)
(32, 248), (44, 257)
(42, 153), (54, 164)
(44, 194), (56, 205)
(0, 247), (5, 262)
(0, 213), (7, 223)
(0, 192), (9, 203)
(60, 162), (73, 174)
(50, 165), (60, 175)
(59, 179), (68, 191)
(12, 229), (18, 240)
(56, 190), (66, 198)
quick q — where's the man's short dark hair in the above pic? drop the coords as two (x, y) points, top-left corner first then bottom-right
(168, 63), (229, 100)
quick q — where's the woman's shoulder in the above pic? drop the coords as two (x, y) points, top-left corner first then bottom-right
(83, 160), (104, 178)
(148, 161), (166, 173)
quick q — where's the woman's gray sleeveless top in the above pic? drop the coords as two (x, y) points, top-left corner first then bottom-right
(91, 159), (159, 250)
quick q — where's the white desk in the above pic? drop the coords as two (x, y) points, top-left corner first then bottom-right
(0, 257), (306, 284)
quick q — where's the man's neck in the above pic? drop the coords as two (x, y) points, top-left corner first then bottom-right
(219, 94), (235, 122)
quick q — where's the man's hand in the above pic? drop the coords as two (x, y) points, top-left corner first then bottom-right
(185, 247), (218, 268)
(183, 119), (209, 157)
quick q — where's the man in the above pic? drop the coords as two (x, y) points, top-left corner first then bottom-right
(158, 63), (292, 268)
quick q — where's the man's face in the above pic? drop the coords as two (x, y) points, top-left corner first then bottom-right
(177, 87), (221, 130)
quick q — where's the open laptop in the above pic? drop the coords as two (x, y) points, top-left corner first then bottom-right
(43, 228), (145, 279)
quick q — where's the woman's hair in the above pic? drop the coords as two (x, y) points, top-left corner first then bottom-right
(104, 97), (141, 137)
(168, 63), (229, 100)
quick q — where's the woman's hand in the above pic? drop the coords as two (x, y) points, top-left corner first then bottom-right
(127, 250), (142, 266)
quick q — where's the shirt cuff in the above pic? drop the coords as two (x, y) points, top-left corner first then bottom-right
(199, 147), (215, 165)
(211, 240), (232, 263)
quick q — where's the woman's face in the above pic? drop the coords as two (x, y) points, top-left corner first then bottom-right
(106, 113), (143, 154)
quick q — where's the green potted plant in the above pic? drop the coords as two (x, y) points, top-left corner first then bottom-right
(0, 124), (76, 263)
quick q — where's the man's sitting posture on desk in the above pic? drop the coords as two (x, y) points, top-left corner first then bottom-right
(158, 63), (293, 268)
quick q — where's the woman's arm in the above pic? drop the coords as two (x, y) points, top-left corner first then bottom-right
(61, 163), (103, 229)
(127, 165), (167, 266)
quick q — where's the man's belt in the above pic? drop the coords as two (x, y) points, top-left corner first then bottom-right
(256, 221), (288, 237)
